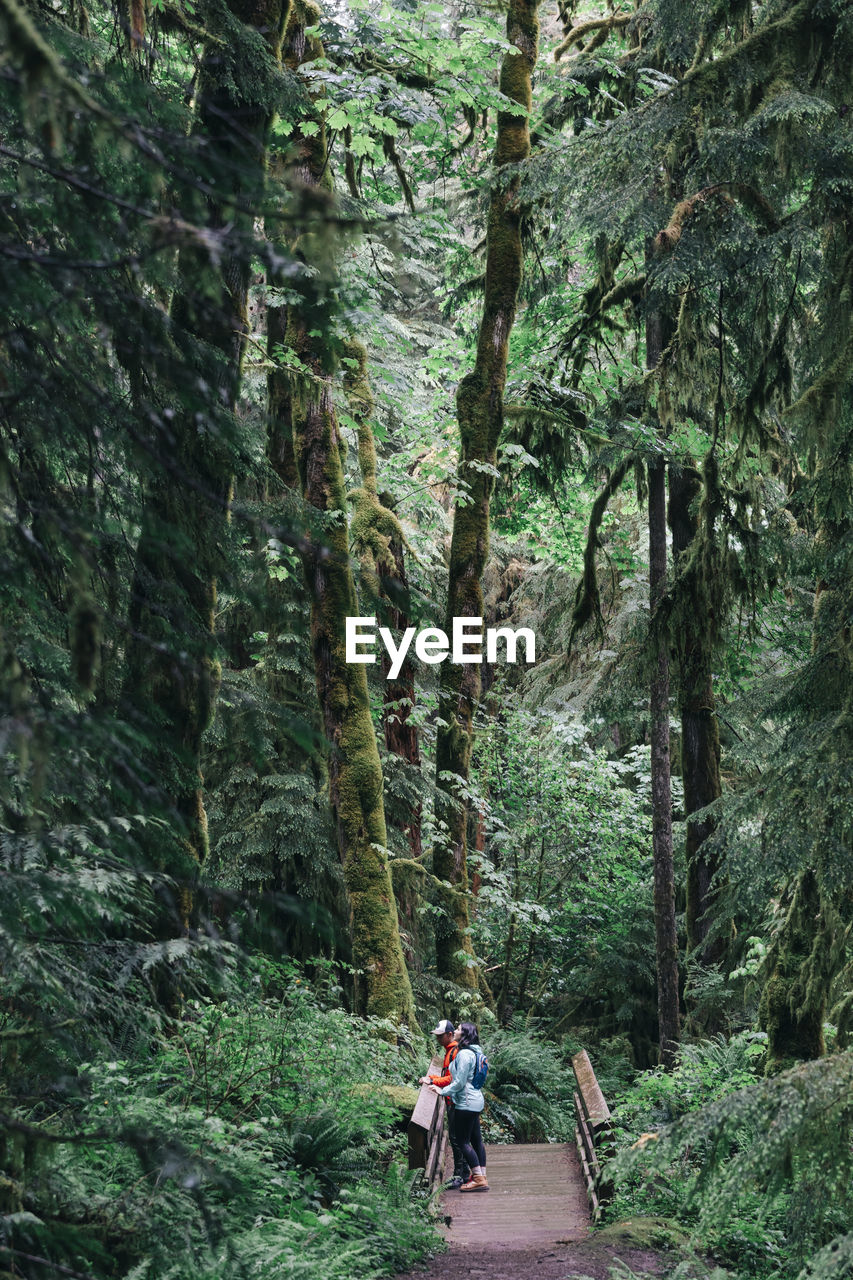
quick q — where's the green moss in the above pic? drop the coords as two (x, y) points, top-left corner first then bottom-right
(759, 870), (830, 1072)
(496, 0), (538, 165)
(596, 1216), (689, 1250)
(351, 1083), (420, 1115)
(344, 338), (409, 612)
(280, 61), (415, 1029)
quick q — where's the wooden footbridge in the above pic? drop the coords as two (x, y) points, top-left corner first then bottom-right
(407, 1049), (613, 1250)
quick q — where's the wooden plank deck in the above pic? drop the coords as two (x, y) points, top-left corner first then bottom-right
(443, 1143), (591, 1247)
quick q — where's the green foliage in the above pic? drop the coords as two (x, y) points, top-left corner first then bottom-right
(470, 701), (658, 1060)
(609, 1044), (853, 1279)
(1, 962), (441, 1280)
(4, 0), (853, 1272)
(481, 1023), (579, 1144)
(611, 1033), (766, 1133)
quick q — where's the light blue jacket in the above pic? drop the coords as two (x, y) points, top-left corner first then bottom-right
(438, 1044), (485, 1112)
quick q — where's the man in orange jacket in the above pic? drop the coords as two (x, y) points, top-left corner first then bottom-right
(419, 1019), (470, 1189)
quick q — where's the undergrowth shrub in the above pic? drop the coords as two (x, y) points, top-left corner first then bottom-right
(611, 1032), (766, 1132)
(606, 1033), (766, 1234)
(482, 1023), (577, 1143)
(607, 1039), (853, 1280)
(3, 959), (441, 1280)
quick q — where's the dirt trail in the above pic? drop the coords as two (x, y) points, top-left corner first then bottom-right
(393, 1241), (670, 1280)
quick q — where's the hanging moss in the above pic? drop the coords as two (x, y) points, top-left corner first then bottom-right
(759, 870), (835, 1073)
(680, 0), (810, 104)
(554, 12), (631, 62)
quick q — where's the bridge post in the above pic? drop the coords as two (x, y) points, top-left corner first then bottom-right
(571, 1049), (614, 1221)
(407, 1051), (449, 1191)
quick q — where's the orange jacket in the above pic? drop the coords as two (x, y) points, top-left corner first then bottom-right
(429, 1043), (459, 1104)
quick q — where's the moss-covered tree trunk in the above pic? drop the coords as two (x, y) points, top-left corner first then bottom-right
(377, 515), (422, 867)
(379, 522), (422, 861)
(343, 339), (424, 967)
(124, 0), (292, 900)
(669, 465), (725, 967)
(265, 0), (318, 495)
(759, 869), (828, 1072)
(271, 4), (415, 1025)
(647, 303), (681, 1068)
(343, 340), (421, 855)
(291, 352), (414, 1023)
(434, 0), (539, 994)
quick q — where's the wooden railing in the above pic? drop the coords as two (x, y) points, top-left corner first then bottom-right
(407, 1051), (448, 1191)
(571, 1049), (613, 1222)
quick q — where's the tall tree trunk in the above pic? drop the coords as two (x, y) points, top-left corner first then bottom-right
(669, 465), (725, 967)
(517, 831), (546, 1012)
(271, 3), (415, 1025)
(646, 302), (681, 1068)
(123, 0), (292, 903)
(343, 339), (424, 967)
(379, 520), (422, 861)
(291, 353), (414, 1023)
(342, 341), (422, 865)
(434, 0), (539, 994)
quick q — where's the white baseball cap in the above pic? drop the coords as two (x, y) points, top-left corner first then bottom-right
(431, 1019), (455, 1036)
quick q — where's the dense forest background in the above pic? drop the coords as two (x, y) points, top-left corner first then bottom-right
(1, 0), (852, 1276)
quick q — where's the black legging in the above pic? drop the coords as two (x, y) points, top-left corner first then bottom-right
(452, 1108), (486, 1171)
(447, 1106), (469, 1177)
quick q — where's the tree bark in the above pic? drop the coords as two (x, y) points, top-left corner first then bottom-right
(646, 301), (681, 1068)
(343, 339), (423, 967)
(434, 0), (539, 994)
(668, 465), (725, 966)
(272, 4), (415, 1025)
(123, 0), (292, 897)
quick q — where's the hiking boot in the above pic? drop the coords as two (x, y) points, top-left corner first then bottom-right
(459, 1173), (489, 1192)
(444, 1175), (464, 1190)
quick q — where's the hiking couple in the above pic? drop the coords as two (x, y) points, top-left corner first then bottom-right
(419, 1020), (489, 1193)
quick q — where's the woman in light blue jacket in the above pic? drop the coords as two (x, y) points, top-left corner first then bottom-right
(429, 1022), (488, 1192)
